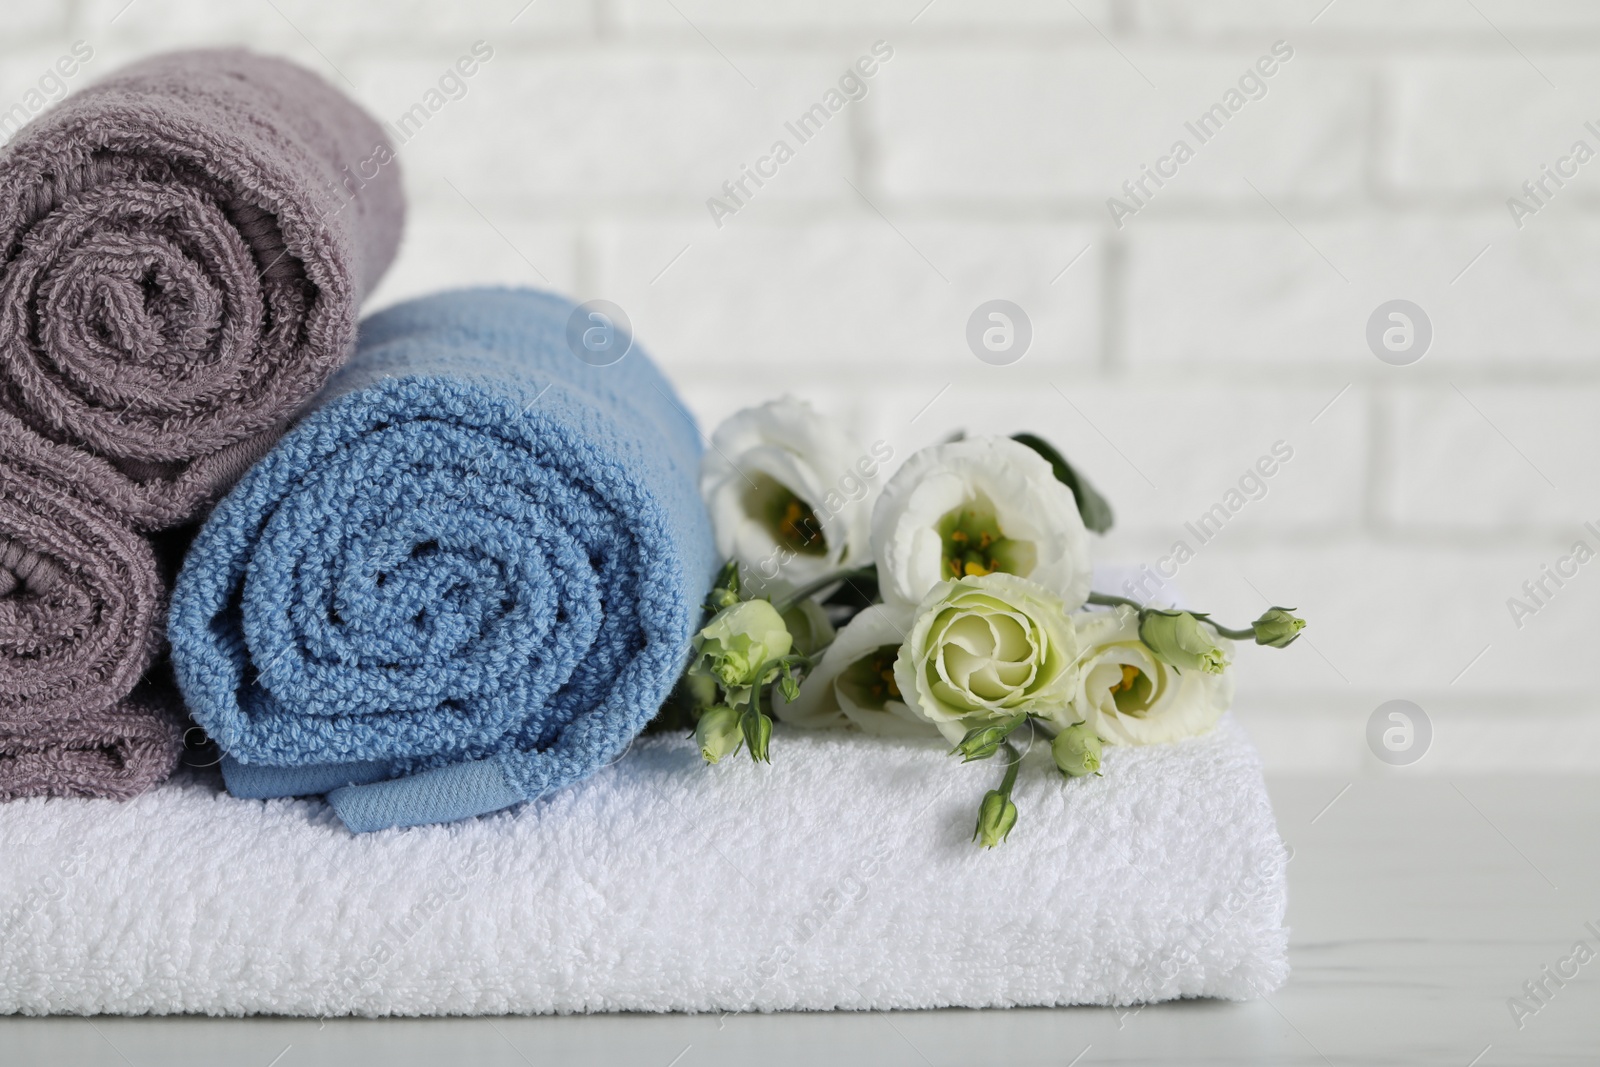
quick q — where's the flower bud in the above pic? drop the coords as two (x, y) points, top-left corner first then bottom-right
(777, 663), (801, 704)
(1138, 610), (1228, 674)
(695, 706), (743, 764)
(741, 708), (774, 763)
(705, 586), (740, 611)
(1251, 607), (1305, 649)
(705, 560), (741, 611)
(1051, 723), (1102, 778)
(693, 599), (794, 691)
(973, 789), (1019, 849)
(953, 714), (1027, 762)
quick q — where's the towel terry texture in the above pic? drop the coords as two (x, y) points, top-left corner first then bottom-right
(0, 47), (404, 526)
(0, 718), (1289, 1015)
(169, 287), (719, 833)
(0, 48), (403, 801)
(0, 680), (185, 802)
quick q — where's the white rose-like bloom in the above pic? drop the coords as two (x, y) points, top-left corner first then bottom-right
(870, 436), (1092, 611)
(893, 572), (1080, 745)
(700, 398), (883, 590)
(773, 605), (933, 738)
(1068, 606), (1234, 746)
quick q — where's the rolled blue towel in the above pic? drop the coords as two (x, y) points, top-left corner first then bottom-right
(168, 288), (717, 832)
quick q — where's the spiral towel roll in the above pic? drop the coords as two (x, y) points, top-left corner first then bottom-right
(0, 681), (184, 802)
(170, 288), (718, 832)
(0, 49), (404, 800)
(0, 48), (404, 524)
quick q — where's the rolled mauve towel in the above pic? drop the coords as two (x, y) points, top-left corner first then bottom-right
(0, 48), (403, 801)
(0, 419), (163, 721)
(0, 680), (185, 802)
(0, 47), (404, 528)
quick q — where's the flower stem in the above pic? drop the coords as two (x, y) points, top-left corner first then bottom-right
(1207, 622), (1256, 640)
(1086, 590), (1145, 610)
(750, 654), (810, 712)
(1087, 591), (1254, 640)
(770, 653), (814, 676)
(771, 564), (878, 614)
(997, 740), (1022, 798)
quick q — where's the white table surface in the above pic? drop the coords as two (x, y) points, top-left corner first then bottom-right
(2, 774), (1595, 1066)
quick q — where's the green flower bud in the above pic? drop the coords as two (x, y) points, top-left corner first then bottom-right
(706, 586), (740, 611)
(705, 560), (741, 612)
(1251, 607), (1305, 648)
(693, 600), (793, 691)
(695, 706), (743, 764)
(742, 708), (774, 763)
(1051, 723), (1102, 778)
(777, 662), (801, 704)
(953, 714), (1028, 763)
(1138, 610), (1228, 674)
(973, 788), (1019, 849)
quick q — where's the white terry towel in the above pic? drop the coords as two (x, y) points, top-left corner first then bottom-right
(0, 716), (1288, 1016)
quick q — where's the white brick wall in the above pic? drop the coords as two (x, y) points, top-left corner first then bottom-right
(6, 0), (1598, 769)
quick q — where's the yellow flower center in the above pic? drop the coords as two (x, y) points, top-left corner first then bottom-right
(1109, 663), (1141, 694)
(1106, 659), (1155, 716)
(866, 652), (902, 701)
(838, 645), (905, 710)
(937, 493), (1035, 580)
(743, 473), (828, 556)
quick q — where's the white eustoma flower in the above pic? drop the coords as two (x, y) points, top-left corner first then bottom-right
(892, 573), (1080, 745)
(773, 605), (932, 738)
(1067, 606), (1234, 746)
(700, 398), (884, 590)
(870, 436), (1092, 611)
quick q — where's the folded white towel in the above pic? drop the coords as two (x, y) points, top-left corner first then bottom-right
(0, 716), (1287, 1016)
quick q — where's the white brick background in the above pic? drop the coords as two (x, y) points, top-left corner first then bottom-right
(4, 0), (1598, 770)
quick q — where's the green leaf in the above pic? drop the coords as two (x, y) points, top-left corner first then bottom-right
(1012, 432), (1115, 534)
